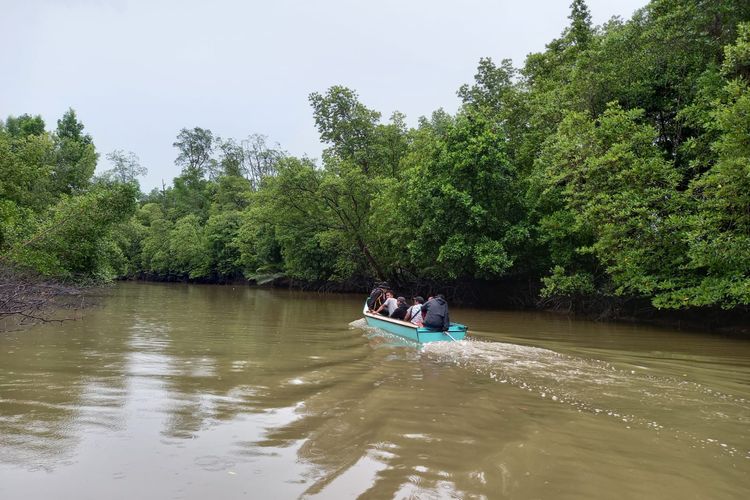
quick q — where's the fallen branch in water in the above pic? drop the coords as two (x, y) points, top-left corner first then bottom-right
(0, 265), (86, 329)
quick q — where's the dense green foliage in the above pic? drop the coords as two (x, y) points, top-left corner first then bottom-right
(0, 110), (138, 281)
(4, 0), (749, 313)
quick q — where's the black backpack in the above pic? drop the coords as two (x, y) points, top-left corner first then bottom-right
(367, 287), (385, 310)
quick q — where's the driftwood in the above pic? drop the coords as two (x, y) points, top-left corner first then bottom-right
(0, 266), (85, 328)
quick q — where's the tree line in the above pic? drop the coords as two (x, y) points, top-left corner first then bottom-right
(2, 0), (749, 316)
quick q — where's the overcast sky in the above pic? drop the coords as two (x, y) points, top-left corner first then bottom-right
(2, 0), (648, 190)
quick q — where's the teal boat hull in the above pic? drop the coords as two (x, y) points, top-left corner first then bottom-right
(363, 310), (467, 343)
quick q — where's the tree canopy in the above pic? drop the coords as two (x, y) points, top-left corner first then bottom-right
(4, 0), (749, 315)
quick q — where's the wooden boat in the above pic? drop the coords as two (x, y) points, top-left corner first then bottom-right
(363, 304), (467, 343)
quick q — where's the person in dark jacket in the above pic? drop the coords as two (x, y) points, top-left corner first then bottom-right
(421, 294), (450, 331)
(390, 297), (409, 320)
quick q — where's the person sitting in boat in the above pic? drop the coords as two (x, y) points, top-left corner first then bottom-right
(404, 296), (424, 326)
(366, 281), (390, 312)
(390, 297), (409, 320)
(375, 291), (398, 316)
(421, 294), (450, 331)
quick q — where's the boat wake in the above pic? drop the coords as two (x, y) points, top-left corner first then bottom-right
(351, 318), (750, 460)
(420, 338), (750, 461)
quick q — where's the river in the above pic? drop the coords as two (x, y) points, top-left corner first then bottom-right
(1, 283), (748, 499)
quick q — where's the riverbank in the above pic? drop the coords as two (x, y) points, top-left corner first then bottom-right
(8, 268), (745, 336)
(119, 275), (750, 336)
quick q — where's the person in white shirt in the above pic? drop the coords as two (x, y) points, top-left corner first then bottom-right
(404, 296), (425, 326)
(376, 291), (398, 316)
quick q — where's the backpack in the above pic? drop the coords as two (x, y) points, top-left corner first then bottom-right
(367, 287), (385, 310)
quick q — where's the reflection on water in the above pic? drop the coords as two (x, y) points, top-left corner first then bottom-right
(0, 282), (749, 499)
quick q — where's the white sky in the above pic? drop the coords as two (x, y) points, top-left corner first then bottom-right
(1, 0), (648, 190)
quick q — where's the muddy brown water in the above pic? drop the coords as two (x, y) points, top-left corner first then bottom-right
(1, 282), (748, 499)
